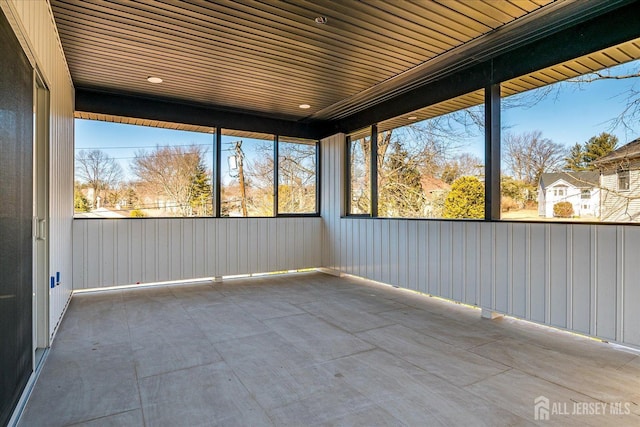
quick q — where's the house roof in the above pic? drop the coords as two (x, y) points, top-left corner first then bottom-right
(539, 171), (599, 190)
(421, 175), (450, 193)
(48, 1), (640, 138)
(592, 138), (640, 167)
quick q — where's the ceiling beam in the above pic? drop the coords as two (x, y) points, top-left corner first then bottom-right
(75, 88), (328, 140)
(333, 0), (640, 136)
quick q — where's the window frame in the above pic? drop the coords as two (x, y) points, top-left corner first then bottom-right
(74, 122), (320, 219)
(617, 168), (630, 192)
(345, 132), (374, 217)
(276, 138), (321, 217)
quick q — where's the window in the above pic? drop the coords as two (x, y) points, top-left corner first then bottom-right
(500, 50), (640, 222)
(377, 128), (429, 218)
(75, 122), (319, 218)
(74, 119), (213, 218)
(278, 138), (317, 214)
(377, 95), (484, 219)
(347, 92), (485, 219)
(618, 169), (630, 191)
(348, 133), (371, 215)
(220, 132), (274, 217)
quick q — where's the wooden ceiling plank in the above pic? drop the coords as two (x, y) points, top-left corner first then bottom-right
(67, 60), (348, 106)
(59, 35), (373, 96)
(358, 0), (473, 44)
(586, 52), (620, 69)
(55, 23), (386, 86)
(146, 0), (432, 64)
(404, 0), (494, 35)
(53, 2), (414, 74)
(432, 0), (512, 28)
(506, 0), (544, 14)
(606, 47), (634, 63)
(269, 0), (454, 52)
(382, 2), (482, 41)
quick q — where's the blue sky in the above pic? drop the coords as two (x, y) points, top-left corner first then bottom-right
(76, 60), (639, 177)
(503, 60), (640, 148)
(75, 121), (215, 181)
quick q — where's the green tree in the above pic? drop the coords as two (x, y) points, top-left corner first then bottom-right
(501, 176), (535, 207)
(583, 132), (618, 168)
(443, 176), (484, 219)
(190, 161), (212, 216)
(564, 143), (587, 171)
(74, 185), (90, 212)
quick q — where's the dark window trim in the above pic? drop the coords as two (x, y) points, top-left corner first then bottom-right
(214, 129), (221, 217)
(273, 135), (279, 216)
(345, 134), (353, 215)
(74, 125), (320, 219)
(275, 137), (321, 217)
(346, 131), (376, 217)
(339, 56), (640, 226)
(370, 124), (379, 218)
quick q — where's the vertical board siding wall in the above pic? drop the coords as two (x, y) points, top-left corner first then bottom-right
(321, 133), (640, 349)
(73, 218), (322, 289)
(3, 0), (75, 338)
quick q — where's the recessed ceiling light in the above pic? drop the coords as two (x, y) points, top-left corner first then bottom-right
(408, 116), (418, 120)
(299, 104), (311, 109)
(147, 76), (163, 84)
(314, 16), (328, 24)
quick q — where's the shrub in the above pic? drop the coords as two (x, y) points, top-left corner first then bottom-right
(553, 201), (574, 218)
(501, 196), (518, 212)
(129, 209), (146, 218)
(74, 188), (90, 212)
(443, 176), (484, 219)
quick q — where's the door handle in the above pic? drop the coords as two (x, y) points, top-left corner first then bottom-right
(37, 219), (46, 241)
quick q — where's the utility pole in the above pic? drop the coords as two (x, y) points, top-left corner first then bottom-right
(235, 140), (248, 216)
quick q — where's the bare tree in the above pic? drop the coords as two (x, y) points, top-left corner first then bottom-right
(131, 145), (209, 216)
(441, 153), (484, 184)
(75, 149), (123, 209)
(237, 140), (275, 216)
(350, 113), (481, 217)
(566, 64), (640, 131)
(503, 131), (566, 186)
(278, 142), (316, 213)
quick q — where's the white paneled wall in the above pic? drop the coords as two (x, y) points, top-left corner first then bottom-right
(73, 218), (322, 289)
(3, 0), (75, 338)
(321, 133), (640, 349)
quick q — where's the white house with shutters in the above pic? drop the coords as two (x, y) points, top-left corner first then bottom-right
(593, 138), (640, 222)
(538, 171), (600, 218)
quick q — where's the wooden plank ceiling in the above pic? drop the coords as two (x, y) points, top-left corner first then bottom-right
(51, 1), (550, 118)
(51, 0), (640, 134)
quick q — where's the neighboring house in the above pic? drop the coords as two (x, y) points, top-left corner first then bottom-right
(420, 175), (450, 216)
(593, 138), (640, 222)
(420, 175), (450, 197)
(538, 171), (600, 218)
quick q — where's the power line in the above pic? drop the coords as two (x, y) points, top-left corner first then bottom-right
(75, 142), (213, 150)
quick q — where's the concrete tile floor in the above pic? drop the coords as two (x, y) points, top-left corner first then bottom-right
(19, 272), (640, 426)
